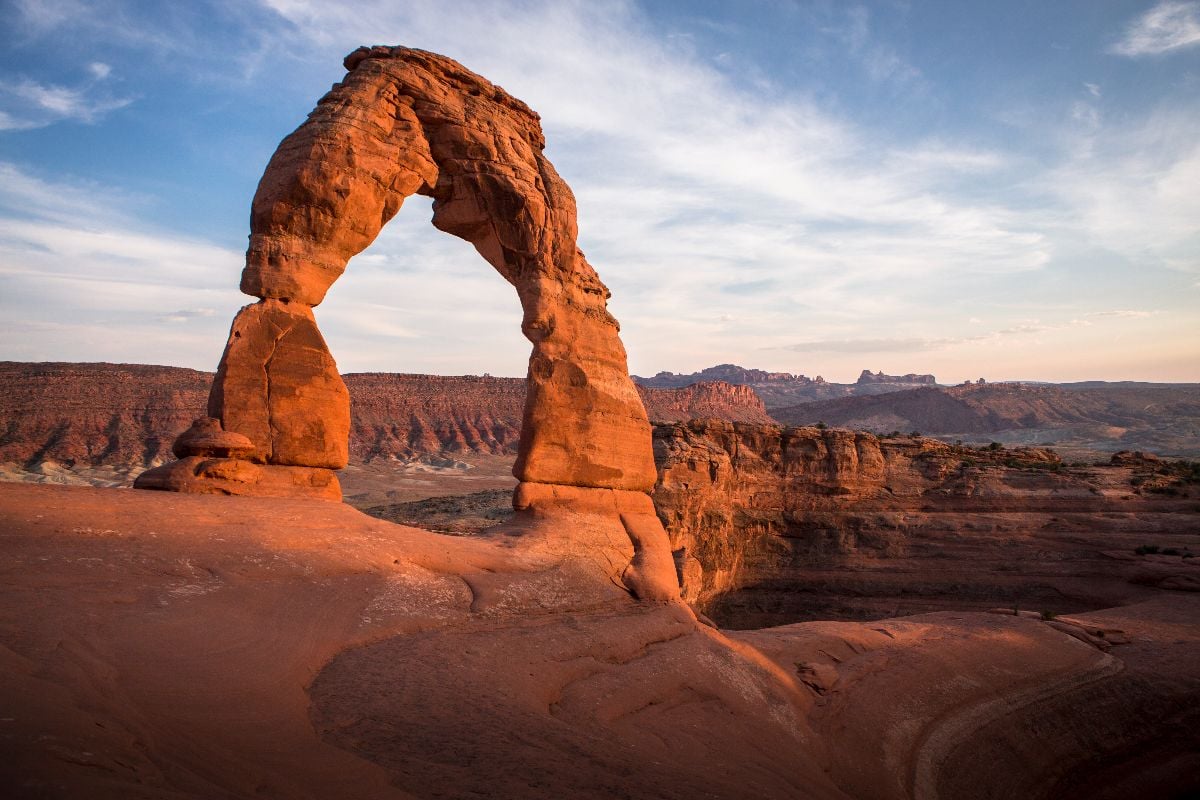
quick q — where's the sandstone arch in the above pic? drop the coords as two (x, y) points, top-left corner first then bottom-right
(136, 46), (677, 600)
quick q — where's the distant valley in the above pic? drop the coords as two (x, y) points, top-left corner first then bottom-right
(636, 364), (1200, 459)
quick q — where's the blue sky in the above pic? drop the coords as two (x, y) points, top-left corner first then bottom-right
(1, 0), (1197, 383)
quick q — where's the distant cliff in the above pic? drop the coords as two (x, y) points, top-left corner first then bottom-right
(0, 362), (212, 469)
(633, 363), (943, 407)
(772, 382), (1200, 457)
(856, 369), (936, 385)
(635, 363), (825, 389)
(0, 362), (772, 471)
(653, 419), (1199, 628)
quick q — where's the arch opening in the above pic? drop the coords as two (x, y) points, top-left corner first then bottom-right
(135, 46), (678, 601)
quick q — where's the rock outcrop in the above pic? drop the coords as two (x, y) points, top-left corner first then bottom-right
(773, 381), (1200, 457)
(1, 363), (768, 473)
(0, 362), (212, 469)
(4, 482), (1198, 799)
(855, 369), (937, 385)
(653, 420), (1199, 627)
(638, 381), (772, 425)
(634, 363), (949, 407)
(133, 47), (679, 599)
(636, 363), (826, 389)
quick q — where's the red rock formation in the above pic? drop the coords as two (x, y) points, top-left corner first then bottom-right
(856, 369), (936, 385)
(4, 482), (1197, 799)
(207, 300), (350, 469)
(0, 362), (211, 468)
(0, 364), (770, 472)
(132, 45), (685, 597)
(226, 45), (657, 494)
(773, 381), (1200, 457)
(638, 381), (773, 424)
(653, 420), (1199, 626)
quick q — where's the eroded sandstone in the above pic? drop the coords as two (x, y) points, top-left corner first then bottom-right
(228, 45), (657, 493)
(654, 419), (1199, 626)
(133, 47), (676, 599)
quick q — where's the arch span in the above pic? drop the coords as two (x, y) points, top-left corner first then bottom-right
(230, 45), (655, 491)
(136, 46), (677, 599)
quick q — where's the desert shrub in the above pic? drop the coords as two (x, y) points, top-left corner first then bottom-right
(1162, 547), (1182, 556)
(986, 441), (1004, 451)
(816, 421), (827, 430)
(1040, 610), (1056, 621)
(1135, 545), (1160, 555)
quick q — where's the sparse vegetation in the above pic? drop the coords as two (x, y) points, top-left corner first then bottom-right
(985, 442), (1004, 452)
(816, 421), (827, 430)
(1040, 610), (1056, 621)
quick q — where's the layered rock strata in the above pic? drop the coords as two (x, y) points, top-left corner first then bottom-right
(654, 420), (1199, 627)
(0, 363), (767, 471)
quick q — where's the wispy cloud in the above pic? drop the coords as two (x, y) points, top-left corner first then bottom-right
(826, 5), (922, 85)
(1087, 309), (1162, 319)
(1111, 1), (1200, 57)
(159, 308), (216, 323)
(0, 65), (133, 130)
(783, 319), (1096, 355)
(0, 162), (245, 367)
(0, 0), (1196, 382)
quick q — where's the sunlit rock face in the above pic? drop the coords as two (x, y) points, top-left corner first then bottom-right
(134, 46), (676, 599)
(232, 45), (656, 493)
(653, 420), (1199, 627)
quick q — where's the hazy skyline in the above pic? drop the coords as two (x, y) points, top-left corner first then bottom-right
(1, 0), (1198, 384)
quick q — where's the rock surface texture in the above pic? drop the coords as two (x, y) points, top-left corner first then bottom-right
(2, 483), (1197, 799)
(654, 420), (1199, 627)
(234, 45), (657, 492)
(132, 47), (676, 598)
(0, 363), (767, 474)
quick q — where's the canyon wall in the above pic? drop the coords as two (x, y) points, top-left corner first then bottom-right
(0, 362), (212, 469)
(653, 419), (1199, 628)
(0, 362), (769, 471)
(773, 381), (1200, 457)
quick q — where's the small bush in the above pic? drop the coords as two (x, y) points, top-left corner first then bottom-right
(816, 421), (827, 430)
(1135, 545), (1160, 555)
(986, 441), (1004, 451)
(1040, 610), (1056, 621)
(1162, 547), (1182, 556)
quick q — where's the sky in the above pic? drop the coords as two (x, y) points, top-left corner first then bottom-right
(0, 0), (1198, 384)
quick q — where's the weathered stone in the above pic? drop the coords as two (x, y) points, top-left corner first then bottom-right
(512, 481), (681, 601)
(133, 456), (341, 501)
(239, 46), (656, 492)
(136, 46), (673, 588)
(207, 300), (350, 469)
(171, 417), (256, 459)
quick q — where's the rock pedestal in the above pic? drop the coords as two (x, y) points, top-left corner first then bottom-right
(137, 46), (677, 601)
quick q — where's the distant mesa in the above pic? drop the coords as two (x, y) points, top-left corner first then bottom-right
(856, 369), (937, 386)
(635, 363), (826, 389)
